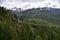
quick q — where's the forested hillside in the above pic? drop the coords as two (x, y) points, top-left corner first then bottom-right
(11, 8), (60, 25)
(0, 7), (60, 40)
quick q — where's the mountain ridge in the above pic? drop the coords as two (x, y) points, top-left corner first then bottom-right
(11, 7), (60, 25)
(11, 7), (60, 15)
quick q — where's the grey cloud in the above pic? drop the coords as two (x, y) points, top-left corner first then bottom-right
(8, 0), (45, 3)
(0, 0), (3, 3)
(21, 0), (45, 2)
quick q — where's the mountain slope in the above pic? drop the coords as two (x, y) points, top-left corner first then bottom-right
(11, 8), (60, 25)
(0, 7), (60, 40)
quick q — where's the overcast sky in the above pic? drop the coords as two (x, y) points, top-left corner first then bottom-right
(0, 0), (60, 9)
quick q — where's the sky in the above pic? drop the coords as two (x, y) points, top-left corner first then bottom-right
(0, 0), (60, 9)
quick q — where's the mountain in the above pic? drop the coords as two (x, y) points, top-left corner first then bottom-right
(40, 7), (60, 15)
(11, 7), (60, 15)
(1, 7), (60, 40)
(11, 7), (22, 12)
(11, 7), (60, 25)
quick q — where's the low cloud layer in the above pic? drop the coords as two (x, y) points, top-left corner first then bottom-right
(0, 0), (60, 9)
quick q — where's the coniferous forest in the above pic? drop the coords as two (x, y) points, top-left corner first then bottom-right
(0, 7), (60, 40)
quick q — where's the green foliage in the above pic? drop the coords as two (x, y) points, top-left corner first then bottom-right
(0, 7), (60, 40)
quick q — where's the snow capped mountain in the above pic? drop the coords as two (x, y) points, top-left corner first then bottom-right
(11, 7), (60, 15)
(11, 7), (22, 12)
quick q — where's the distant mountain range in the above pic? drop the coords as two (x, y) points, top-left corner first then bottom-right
(11, 7), (60, 15)
(10, 7), (60, 25)
(41, 7), (60, 15)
